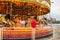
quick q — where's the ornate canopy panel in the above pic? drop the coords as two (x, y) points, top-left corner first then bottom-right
(0, 0), (50, 16)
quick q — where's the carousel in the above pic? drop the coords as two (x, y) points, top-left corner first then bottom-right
(0, 0), (52, 39)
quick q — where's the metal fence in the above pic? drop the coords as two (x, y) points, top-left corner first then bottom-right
(49, 24), (60, 40)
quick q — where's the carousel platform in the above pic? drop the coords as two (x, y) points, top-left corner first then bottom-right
(3, 26), (52, 39)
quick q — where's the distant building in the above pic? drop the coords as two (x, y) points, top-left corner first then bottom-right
(47, 18), (56, 23)
(51, 18), (56, 23)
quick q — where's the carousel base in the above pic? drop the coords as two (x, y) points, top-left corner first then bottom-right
(3, 33), (52, 40)
(3, 27), (53, 39)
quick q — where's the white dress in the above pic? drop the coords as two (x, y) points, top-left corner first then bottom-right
(20, 20), (25, 24)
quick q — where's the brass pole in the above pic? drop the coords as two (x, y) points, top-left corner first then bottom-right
(10, 1), (12, 19)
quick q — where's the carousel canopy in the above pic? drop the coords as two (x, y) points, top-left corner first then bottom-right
(0, 0), (50, 16)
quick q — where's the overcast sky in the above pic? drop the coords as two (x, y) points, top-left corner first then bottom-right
(50, 0), (60, 20)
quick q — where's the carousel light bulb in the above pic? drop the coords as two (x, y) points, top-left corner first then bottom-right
(36, 0), (40, 3)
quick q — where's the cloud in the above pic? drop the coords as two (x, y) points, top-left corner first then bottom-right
(50, 0), (60, 20)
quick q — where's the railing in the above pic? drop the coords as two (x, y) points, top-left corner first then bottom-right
(49, 24), (60, 40)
